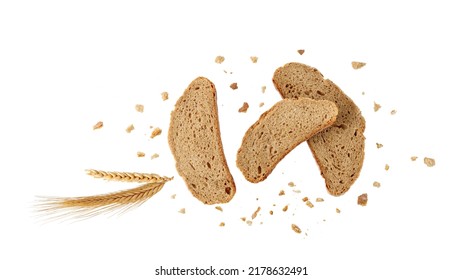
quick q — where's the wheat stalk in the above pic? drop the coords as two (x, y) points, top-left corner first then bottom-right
(86, 169), (172, 183)
(35, 179), (171, 222)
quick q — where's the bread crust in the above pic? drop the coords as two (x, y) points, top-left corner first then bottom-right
(273, 63), (366, 196)
(168, 77), (236, 204)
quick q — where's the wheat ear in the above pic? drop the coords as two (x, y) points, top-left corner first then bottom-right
(35, 179), (171, 222)
(86, 169), (172, 183)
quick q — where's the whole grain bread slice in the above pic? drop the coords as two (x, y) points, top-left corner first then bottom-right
(237, 98), (338, 183)
(273, 62), (366, 196)
(168, 77), (236, 204)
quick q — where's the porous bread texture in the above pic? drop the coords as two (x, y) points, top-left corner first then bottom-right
(237, 98), (338, 183)
(168, 77), (236, 204)
(273, 62), (366, 196)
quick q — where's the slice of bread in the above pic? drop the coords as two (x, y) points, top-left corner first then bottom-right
(168, 77), (236, 204)
(273, 62), (366, 196)
(237, 98), (338, 183)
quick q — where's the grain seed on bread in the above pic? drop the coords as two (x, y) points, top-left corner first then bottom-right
(168, 77), (236, 204)
(273, 62), (366, 196)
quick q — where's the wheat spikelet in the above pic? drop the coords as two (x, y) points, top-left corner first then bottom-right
(35, 179), (171, 222)
(86, 169), (172, 183)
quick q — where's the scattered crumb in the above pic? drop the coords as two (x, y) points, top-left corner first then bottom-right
(269, 210), (273, 215)
(250, 56), (258, 63)
(302, 197), (308, 202)
(135, 104), (144, 113)
(292, 189), (301, 193)
(391, 109), (397, 115)
(178, 208), (186, 214)
(261, 86), (266, 93)
(240, 217), (246, 222)
(362, 91), (365, 95)
(150, 153), (159, 159)
(291, 224), (302, 234)
(150, 127), (162, 138)
(252, 206), (261, 220)
(288, 181), (295, 187)
(374, 102), (381, 112)
(137, 151), (145, 157)
(93, 121), (103, 130)
(215, 206), (223, 212)
(306, 201), (314, 208)
(215, 56), (225, 64)
(316, 198), (324, 202)
(278, 190), (285, 196)
(282, 205), (289, 212)
(352, 61), (366, 69)
(297, 49), (305, 55)
(246, 220), (253, 226)
(230, 82), (238, 90)
(171, 194), (176, 199)
(424, 157), (435, 167)
(373, 181), (381, 187)
(238, 102), (249, 113)
(376, 143), (383, 149)
(259, 102), (264, 107)
(161, 92), (169, 101)
(336, 208), (341, 213)
(385, 164), (390, 171)
(411, 156), (418, 161)
(357, 193), (368, 206)
(126, 124), (134, 133)
(219, 222), (225, 227)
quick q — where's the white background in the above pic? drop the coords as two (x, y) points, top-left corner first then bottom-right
(1, 1), (462, 279)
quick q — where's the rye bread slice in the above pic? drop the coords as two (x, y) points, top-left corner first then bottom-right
(237, 98), (338, 183)
(168, 77), (236, 204)
(273, 62), (366, 196)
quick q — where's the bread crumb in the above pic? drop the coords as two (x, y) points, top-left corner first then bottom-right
(391, 109), (397, 115)
(411, 156), (418, 161)
(269, 210), (273, 215)
(93, 121), (103, 130)
(161, 92), (169, 101)
(250, 56), (258, 63)
(306, 201), (314, 208)
(252, 206), (261, 220)
(238, 102), (249, 113)
(316, 198), (324, 202)
(135, 104), (144, 113)
(150, 127), (162, 138)
(357, 193), (368, 206)
(385, 164), (390, 171)
(215, 206), (223, 212)
(424, 157), (435, 167)
(178, 208), (186, 214)
(137, 151), (145, 157)
(215, 56), (225, 64)
(230, 82), (238, 90)
(362, 91), (365, 95)
(246, 220), (253, 226)
(171, 194), (176, 199)
(297, 49), (305, 55)
(373, 181), (381, 187)
(376, 143), (383, 149)
(374, 102), (381, 112)
(126, 124), (134, 133)
(261, 86), (266, 93)
(352, 61), (366, 69)
(150, 153), (159, 159)
(288, 181), (295, 187)
(259, 102), (264, 107)
(240, 217), (246, 222)
(291, 224), (302, 234)
(219, 222), (225, 227)
(278, 190), (285, 196)
(292, 189), (301, 193)
(336, 208), (341, 213)
(302, 197), (308, 202)
(282, 205), (288, 212)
